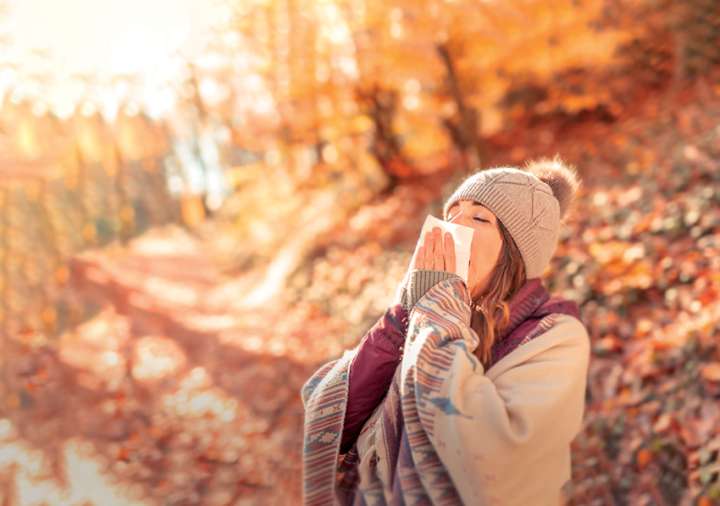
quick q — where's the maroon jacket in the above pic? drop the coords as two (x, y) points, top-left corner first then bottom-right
(339, 277), (580, 455)
(340, 303), (408, 454)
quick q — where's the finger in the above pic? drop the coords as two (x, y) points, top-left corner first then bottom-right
(424, 231), (434, 269)
(414, 245), (425, 269)
(444, 232), (456, 273)
(422, 233), (432, 268)
(432, 227), (443, 270)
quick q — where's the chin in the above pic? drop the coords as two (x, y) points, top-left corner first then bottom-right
(468, 283), (481, 301)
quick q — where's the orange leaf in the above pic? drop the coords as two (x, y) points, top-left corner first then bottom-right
(636, 448), (652, 470)
(117, 447), (129, 461)
(653, 413), (672, 433)
(700, 363), (720, 383)
(594, 335), (623, 354)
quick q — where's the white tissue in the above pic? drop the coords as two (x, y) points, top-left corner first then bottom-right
(410, 214), (475, 284)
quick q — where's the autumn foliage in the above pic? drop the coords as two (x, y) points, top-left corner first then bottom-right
(1, 0), (720, 504)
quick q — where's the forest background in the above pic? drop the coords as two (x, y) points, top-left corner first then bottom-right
(0, 0), (719, 504)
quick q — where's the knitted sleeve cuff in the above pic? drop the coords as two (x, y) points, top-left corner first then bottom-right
(403, 269), (462, 311)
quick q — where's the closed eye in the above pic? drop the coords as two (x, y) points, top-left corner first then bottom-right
(448, 213), (487, 223)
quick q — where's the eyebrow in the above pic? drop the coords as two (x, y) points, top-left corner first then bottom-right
(449, 200), (485, 211)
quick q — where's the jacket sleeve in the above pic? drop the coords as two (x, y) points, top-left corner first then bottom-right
(340, 268), (456, 454)
(408, 275), (591, 505)
(339, 303), (408, 454)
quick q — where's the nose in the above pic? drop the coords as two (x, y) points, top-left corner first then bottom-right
(448, 210), (469, 224)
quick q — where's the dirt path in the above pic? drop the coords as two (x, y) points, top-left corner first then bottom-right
(1, 224), (330, 506)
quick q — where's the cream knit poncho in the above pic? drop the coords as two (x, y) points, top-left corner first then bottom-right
(301, 275), (590, 505)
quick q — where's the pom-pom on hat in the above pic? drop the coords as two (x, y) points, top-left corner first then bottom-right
(442, 155), (581, 279)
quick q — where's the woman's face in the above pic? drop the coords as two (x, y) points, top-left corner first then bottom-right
(446, 200), (504, 299)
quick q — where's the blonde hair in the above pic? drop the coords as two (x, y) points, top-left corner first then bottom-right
(470, 219), (527, 368)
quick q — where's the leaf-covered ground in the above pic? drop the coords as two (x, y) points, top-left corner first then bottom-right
(2, 82), (719, 505)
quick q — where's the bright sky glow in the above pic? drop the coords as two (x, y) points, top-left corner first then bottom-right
(2, 0), (226, 118)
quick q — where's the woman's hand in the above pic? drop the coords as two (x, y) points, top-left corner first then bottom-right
(392, 226), (461, 311)
(411, 227), (456, 273)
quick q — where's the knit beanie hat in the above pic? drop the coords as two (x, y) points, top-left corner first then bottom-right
(442, 156), (581, 279)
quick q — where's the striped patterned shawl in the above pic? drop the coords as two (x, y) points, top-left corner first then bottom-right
(301, 276), (583, 505)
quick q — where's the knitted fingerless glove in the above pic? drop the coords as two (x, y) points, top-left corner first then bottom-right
(395, 269), (463, 312)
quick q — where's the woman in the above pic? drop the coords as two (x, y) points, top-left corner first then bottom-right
(301, 156), (591, 506)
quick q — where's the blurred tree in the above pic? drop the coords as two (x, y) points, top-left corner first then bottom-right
(216, 0), (638, 189)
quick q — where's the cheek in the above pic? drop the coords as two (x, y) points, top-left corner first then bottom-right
(469, 229), (503, 272)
